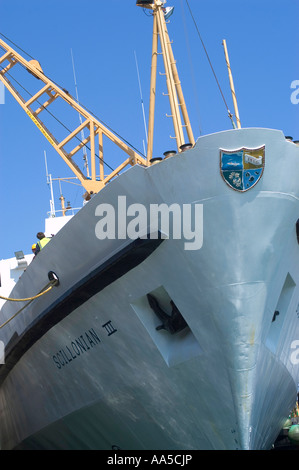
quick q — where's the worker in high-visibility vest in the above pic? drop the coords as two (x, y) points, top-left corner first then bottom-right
(35, 232), (51, 255)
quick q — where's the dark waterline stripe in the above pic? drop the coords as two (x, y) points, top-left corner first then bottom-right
(0, 236), (164, 384)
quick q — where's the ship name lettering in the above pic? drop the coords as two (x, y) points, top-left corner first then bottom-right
(52, 325), (117, 370)
(102, 320), (117, 336)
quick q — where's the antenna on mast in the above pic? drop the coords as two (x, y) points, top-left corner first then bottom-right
(44, 150), (56, 217)
(70, 48), (90, 177)
(58, 179), (67, 217)
(134, 50), (148, 155)
(222, 39), (241, 129)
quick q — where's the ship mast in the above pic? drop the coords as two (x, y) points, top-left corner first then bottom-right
(0, 1), (195, 199)
(222, 39), (241, 129)
(137, 0), (195, 161)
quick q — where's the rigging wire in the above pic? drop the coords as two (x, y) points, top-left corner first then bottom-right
(142, 7), (153, 17)
(0, 32), (35, 60)
(70, 48), (89, 176)
(184, 0), (235, 126)
(0, 32), (146, 170)
(0, 61), (116, 171)
(179, 0), (203, 136)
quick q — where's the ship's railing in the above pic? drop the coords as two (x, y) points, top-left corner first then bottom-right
(46, 207), (82, 218)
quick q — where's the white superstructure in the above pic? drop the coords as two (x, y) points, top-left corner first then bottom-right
(0, 255), (34, 308)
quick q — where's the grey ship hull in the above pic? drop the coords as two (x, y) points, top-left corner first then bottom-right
(1, 128), (299, 450)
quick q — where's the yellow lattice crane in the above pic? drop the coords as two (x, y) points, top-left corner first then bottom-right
(0, 37), (148, 199)
(0, 0), (194, 200)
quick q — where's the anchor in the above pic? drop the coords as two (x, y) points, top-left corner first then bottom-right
(147, 293), (188, 334)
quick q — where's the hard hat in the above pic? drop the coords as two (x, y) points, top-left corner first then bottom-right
(32, 244), (36, 250)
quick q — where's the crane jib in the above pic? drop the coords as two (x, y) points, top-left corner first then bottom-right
(25, 109), (56, 146)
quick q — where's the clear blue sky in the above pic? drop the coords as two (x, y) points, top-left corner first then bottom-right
(0, 0), (298, 260)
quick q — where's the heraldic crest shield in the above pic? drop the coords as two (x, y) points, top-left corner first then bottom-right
(220, 146), (265, 192)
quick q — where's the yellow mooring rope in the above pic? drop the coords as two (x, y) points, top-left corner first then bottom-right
(0, 283), (55, 302)
(0, 277), (59, 329)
